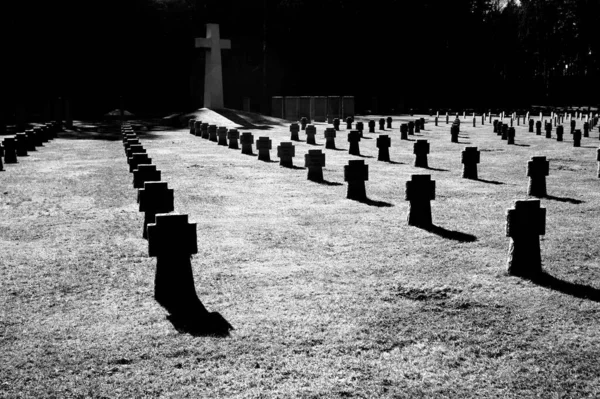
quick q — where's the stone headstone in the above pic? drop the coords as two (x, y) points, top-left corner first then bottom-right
(556, 125), (564, 142)
(300, 117), (308, 130)
(545, 122), (552, 138)
(346, 117), (353, 130)
(344, 159), (368, 200)
(208, 125), (218, 142)
(139, 181), (174, 239)
(305, 149), (325, 182)
(506, 199), (546, 277)
(405, 174), (435, 228)
(133, 164), (161, 189)
(290, 123), (300, 141)
(570, 119), (576, 133)
(194, 120), (202, 136)
(189, 119), (195, 134)
(129, 152), (152, 173)
(24, 130), (36, 151)
(256, 137), (272, 161)
(377, 135), (391, 162)
(527, 156), (549, 197)
(15, 133), (28, 157)
(583, 122), (589, 137)
(386, 117), (393, 129)
(240, 132), (254, 155)
(277, 142), (295, 167)
(333, 118), (340, 131)
(413, 140), (430, 168)
(324, 127), (336, 149)
(450, 124), (459, 143)
(201, 123), (210, 139)
(379, 118), (385, 131)
(126, 144), (146, 160)
(227, 129), (240, 149)
(400, 123), (408, 140)
(368, 120), (375, 133)
(501, 124), (509, 140)
(305, 125), (317, 145)
(408, 121), (415, 135)
(195, 23), (231, 108)
(461, 147), (480, 179)
(214, 127), (227, 146)
(507, 127), (516, 145)
(348, 130), (361, 155)
(529, 119), (534, 133)
(573, 129), (582, 147)
(3, 137), (18, 164)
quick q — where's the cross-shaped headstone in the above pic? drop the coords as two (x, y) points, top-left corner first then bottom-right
(256, 137), (272, 161)
(413, 139), (430, 168)
(305, 125), (317, 145)
(208, 125), (218, 142)
(133, 164), (161, 189)
(324, 127), (336, 149)
(201, 123), (210, 139)
(348, 130), (361, 155)
(405, 174), (436, 227)
(461, 147), (480, 179)
(290, 123), (300, 141)
(194, 120), (202, 136)
(305, 149), (325, 182)
(346, 117), (353, 130)
(195, 24), (231, 109)
(368, 120), (375, 133)
(527, 156), (549, 197)
(556, 125), (564, 141)
(3, 137), (18, 164)
(240, 132), (254, 155)
(344, 159), (368, 200)
(129, 152), (152, 173)
(333, 118), (340, 131)
(15, 133), (28, 157)
(400, 123), (408, 140)
(124, 138), (140, 155)
(376, 135), (391, 162)
(24, 130), (36, 151)
(139, 181), (174, 239)
(277, 142), (295, 167)
(227, 129), (240, 149)
(148, 212), (232, 334)
(126, 144), (146, 160)
(355, 121), (364, 136)
(300, 117), (308, 130)
(507, 127), (516, 145)
(378, 118), (385, 131)
(573, 129), (582, 147)
(506, 199), (546, 277)
(217, 126), (228, 146)
(386, 117), (393, 129)
(408, 121), (415, 135)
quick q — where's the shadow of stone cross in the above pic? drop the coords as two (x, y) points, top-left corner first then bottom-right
(148, 213), (233, 336)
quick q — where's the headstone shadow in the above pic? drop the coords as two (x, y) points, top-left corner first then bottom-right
(260, 159), (278, 163)
(349, 196), (394, 207)
(315, 179), (343, 186)
(356, 154), (374, 159)
(543, 194), (584, 204)
(281, 165), (305, 170)
(526, 271), (600, 303)
(423, 166), (450, 172)
(513, 143), (530, 147)
(166, 311), (233, 337)
(328, 147), (346, 152)
(422, 224), (477, 242)
(385, 160), (405, 165)
(475, 178), (504, 185)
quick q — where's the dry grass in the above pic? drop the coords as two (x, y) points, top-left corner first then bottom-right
(1, 114), (599, 398)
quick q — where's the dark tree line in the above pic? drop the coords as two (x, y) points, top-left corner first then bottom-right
(2, 0), (599, 118)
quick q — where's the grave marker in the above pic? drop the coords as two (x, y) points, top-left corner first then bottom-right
(386, 117), (393, 129)
(189, 119), (195, 134)
(413, 139), (430, 168)
(324, 128), (337, 149)
(461, 147), (480, 179)
(256, 137), (272, 161)
(573, 129), (582, 147)
(400, 123), (408, 140)
(527, 156), (549, 197)
(290, 123), (300, 141)
(300, 117), (308, 130)
(356, 121), (364, 137)
(15, 133), (28, 157)
(529, 119), (534, 133)
(377, 135), (391, 162)
(201, 123), (210, 139)
(277, 142), (295, 167)
(368, 120), (375, 133)
(217, 126), (228, 146)
(405, 174), (435, 228)
(535, 121), (542, 135)
(195, 23), (231, 108)
(348, 130), (361, 155)
(133, 164), (161, 189)
(208, 125), (218, 142)
(545, 122), (552, 138)
(344, 160), (368, 200)
(227, 129), (240, 149)
(379, 118), (385, 131)
(24, 130), (36, 151)
(408, 121), (415, 135)
(305, 125), (317, 145)
(240, 132), (254, 154)
(556, 125), (564, 142)
(126, 144), (146, 160)
(333, 118), (341, 131)
(450, 124), (459, 143)
(346, 117), (353, 130)
(506, 199), (546, 277)
(129, 152), (151, 173)
(3, 138), (17, 164)
(305, 149), (326, 182)
(583, 122), (589, 137)
(139, 181), (174, 239)
(507, 127), (516, 145)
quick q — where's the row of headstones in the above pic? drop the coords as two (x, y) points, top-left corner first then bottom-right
(0, 122), (61, 171)
(492, 118), (598, 146)
(186, 116), (554, 277)
(122, 124), (231, 334)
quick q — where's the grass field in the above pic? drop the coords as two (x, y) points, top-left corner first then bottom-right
(1, 112), (599, 398)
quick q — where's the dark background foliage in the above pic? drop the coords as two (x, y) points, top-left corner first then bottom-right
(2, 0), (599, 118)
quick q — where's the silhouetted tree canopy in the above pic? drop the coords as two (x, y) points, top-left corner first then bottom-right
(2, 0), (599, 116)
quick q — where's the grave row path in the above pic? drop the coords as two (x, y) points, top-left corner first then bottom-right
(2, 120), (600, 397)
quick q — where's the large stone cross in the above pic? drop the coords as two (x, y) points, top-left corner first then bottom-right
(195, 24), (231, 109)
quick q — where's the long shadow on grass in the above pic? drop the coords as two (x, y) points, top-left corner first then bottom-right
(355, 154), (374, 158)
(314, 179), (343, 186)
(423, 166), (450, 172)
(543, 194), (584, 204)
(475, 178), (504, 185)
(513, 143), (531, 147)
(527, 272), (600, 303)
(422, 224), (477, 242)
(281, 165), (306, 170)
(349, 196), (394, 207)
